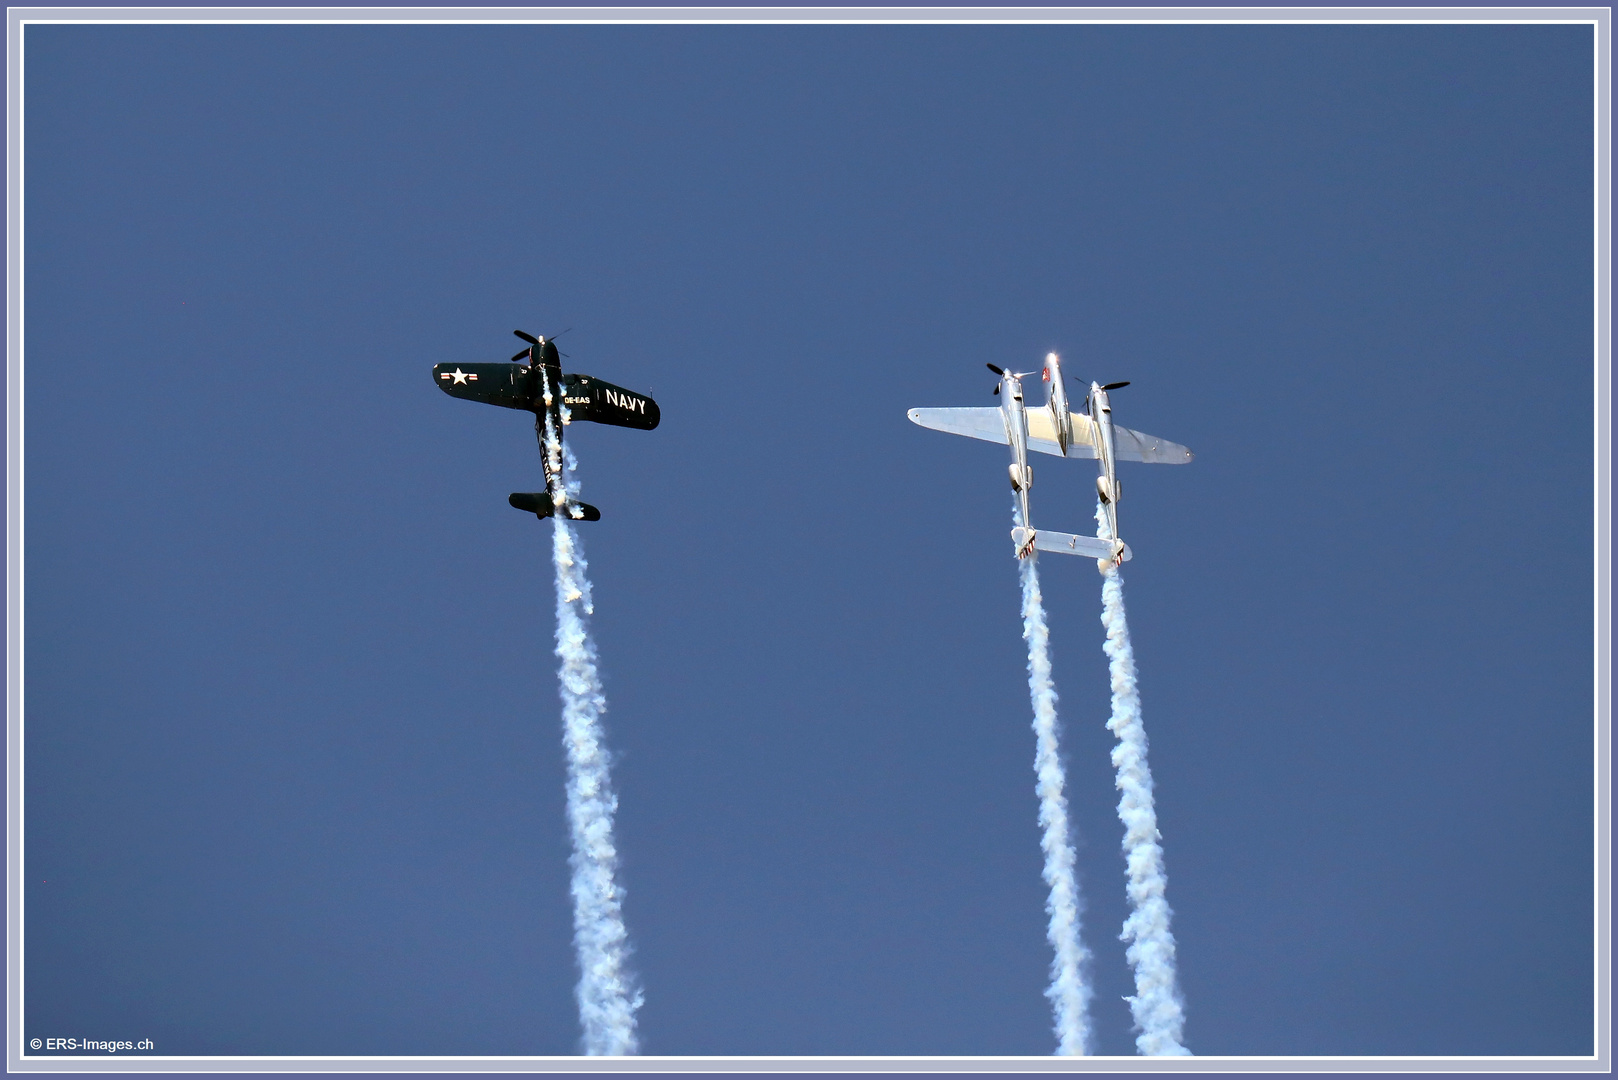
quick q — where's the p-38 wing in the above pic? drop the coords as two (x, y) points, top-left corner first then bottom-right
(906, 407), (1192, 465)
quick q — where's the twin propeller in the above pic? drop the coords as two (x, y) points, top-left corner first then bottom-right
(985, 362), (1129, 400)
(985, 362), (1023, 394)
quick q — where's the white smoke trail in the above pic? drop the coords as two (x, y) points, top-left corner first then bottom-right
(1014, 506), (1093, 1055)
(546, 403), (642, 1055)
(1096, 501), (1189, 1057)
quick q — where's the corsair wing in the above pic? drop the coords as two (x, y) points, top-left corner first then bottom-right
(433, 362), (536, 410)
(561, 374), (661, 430)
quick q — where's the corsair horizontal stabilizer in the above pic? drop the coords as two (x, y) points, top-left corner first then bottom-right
(1010, 526), (1130, 562)
(509, 492), (601, 521)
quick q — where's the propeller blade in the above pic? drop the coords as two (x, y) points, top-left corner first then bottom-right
(514, 330), (540, 345)
(545, 327), (573, 358)
(992, 385), (1000, 396)
(512, 348), (533, 362)
(1101, 381), (1130, 390)
(986, 363), (1004, 376)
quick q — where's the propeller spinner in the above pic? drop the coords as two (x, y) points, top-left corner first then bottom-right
(512, 328), (571, 362)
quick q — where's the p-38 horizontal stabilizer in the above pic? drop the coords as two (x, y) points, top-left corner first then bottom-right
(1011, 526), (1130, 562)
(509, 492), (602, 521)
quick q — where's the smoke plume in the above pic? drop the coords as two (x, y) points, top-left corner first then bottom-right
(1015, 506), (1093, 1055)
(547, 407), (642, 1055)
(1095, 501), (1189, 1056)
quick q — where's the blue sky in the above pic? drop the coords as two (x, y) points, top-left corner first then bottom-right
(22, 21), (1596, 1057)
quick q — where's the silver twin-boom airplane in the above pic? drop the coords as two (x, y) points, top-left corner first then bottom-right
(908, 352), (1192, 567)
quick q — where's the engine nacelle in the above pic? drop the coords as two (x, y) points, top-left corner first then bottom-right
(1096, 474), (1119, 503)
(1010, 463), (1032, 491)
